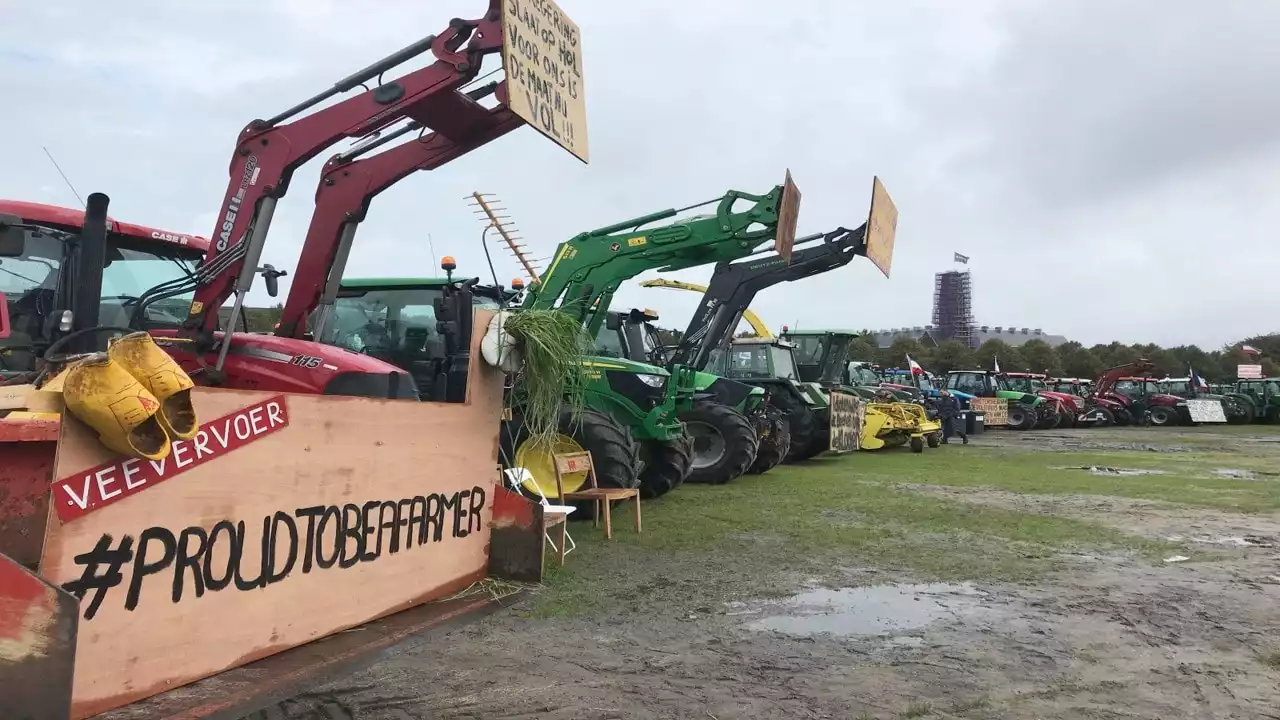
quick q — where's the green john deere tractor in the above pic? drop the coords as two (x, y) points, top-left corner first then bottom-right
(318, 182), (802, 496)
(944, 369), (1048, 430)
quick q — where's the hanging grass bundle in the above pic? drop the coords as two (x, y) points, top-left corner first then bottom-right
(503, 309), (593, 449)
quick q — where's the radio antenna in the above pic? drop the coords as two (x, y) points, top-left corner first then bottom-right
(42, 146), (85, 207)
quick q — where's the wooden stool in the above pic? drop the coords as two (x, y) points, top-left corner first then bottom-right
(555, 451), (641, 540)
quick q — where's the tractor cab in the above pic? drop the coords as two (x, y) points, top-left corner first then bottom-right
(0, 200), (208, 378)
(709, 337), (802, 382)
(1230, 378), (1280, 422)
(1004, 371), (1087, 423)
(1111, 377), (1191, 426)
(946, 369), (1051, 430)
(317, 277), (504, 402)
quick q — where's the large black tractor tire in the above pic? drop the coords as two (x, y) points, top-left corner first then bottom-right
(1227, 398), (1256, 424)
(910, 435), (925, 453)
(499, 407), (640, 500)
(1148, 405), (1180, 427)
(1007, 403), (1037, 431)
(637, 432), (694, 500)
(798, 411), (831, 460)
(766, 392), (818, 463)
(679, 401), (759, 485)
(926, 433), (941, 448)
(1034, 408), (1059, 429)
(748, 408), (791, 474)
(1111, 407), (1133, 426)
(1090, 406), (1115, 428)
(1057, 411), (1076, 429)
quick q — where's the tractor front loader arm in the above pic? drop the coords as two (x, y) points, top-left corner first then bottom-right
(1094, 359), (1155, 397)
(184, 0), (503, 348)
(640, 279), (774, 339)
(275, 82), (523, 340)
(667, 224), (864, 371)
(526, 185), (788, 335)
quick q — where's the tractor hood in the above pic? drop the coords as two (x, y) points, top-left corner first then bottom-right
(1039, 390), (1083, 410)
(582, 356), (670, 377)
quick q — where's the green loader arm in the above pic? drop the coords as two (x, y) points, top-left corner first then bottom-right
(524, 186), (788, 336)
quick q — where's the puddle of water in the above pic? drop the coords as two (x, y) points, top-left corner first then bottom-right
(1213, 468), (1256, 480)
(1055, 465), (1169, 476)
(748, 582), (989, 637)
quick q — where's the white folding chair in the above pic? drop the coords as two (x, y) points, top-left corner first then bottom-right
(503, 467), (576, 564)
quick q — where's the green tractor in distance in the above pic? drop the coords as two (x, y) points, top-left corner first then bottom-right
(1227, 378), (1280, 423)
(1156, 376), (1253, 424)
(944, 369), (1048, 430)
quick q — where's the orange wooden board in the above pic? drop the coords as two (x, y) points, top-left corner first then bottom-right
(37, 314), (505, 718)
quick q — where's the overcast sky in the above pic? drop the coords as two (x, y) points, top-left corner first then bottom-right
(3, 0), (1277, 349)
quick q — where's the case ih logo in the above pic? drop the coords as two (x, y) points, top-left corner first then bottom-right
(151, 231), (193, 246)
(216, 156), (259, 252)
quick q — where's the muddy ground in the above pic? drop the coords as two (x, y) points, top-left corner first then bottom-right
(263, 427), (1280, 719)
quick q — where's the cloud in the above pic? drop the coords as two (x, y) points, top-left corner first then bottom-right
(1, 0), (1275, 350)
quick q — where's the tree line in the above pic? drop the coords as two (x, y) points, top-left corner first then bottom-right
(846, 333), (1280, 381)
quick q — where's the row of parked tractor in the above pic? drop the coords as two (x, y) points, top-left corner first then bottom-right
(859, 359), (1280, 430)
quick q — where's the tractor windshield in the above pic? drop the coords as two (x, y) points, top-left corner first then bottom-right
(848, 364), (880, 385)
(2, 224), (201, 369)
(770, 345), (800, 381)
(790, 335), (824, 365)
(323, 287), (480, 356)
(593, 322), (627, 358)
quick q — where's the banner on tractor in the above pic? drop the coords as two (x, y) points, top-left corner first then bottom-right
(1187, 399), (1227, 423)
(500, 0), (588, 162)
(828, 390), (864, 453)
(969, 398), (1008, 426)
(864, 176), (898, 279)
(774, 169), (802, 263)
(37, 374), (506, 717)
(1238, 364), (1263, 379)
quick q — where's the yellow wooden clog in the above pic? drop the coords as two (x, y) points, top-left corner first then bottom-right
(107, 332), (198, 440)
(63, 353), (170, 461)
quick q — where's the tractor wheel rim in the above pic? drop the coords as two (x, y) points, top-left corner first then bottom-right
(513, 433), (588, 498)
(684, 420), (727, 469)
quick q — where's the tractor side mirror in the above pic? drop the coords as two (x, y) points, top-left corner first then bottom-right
(259, 264), (288, 298)
(0, 214), (25, 257)
(0, 292), (9, 339)
(605, 313), (621, 331)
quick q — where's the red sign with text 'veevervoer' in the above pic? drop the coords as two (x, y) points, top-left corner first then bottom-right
(51, 396), (289, 522)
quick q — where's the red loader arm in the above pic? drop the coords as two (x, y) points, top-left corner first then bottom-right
(1093, 359), (1154, 397)
(275, 83), (523, 339)
(185, 1), (503, 348)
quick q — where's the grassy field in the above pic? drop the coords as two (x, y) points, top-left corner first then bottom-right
(531, 426), (1280, 618)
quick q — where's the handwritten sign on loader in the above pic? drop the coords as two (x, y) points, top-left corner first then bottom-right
(51, 396), (289, 522)
(774, 169), (802, 264)
(501, 0), (589, 163)
(865, 176), (898, 279)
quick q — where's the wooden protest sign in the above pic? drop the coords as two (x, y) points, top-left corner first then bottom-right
(969, 397), (1008, 426)
(36, 313), (506, 718)
(828, 390), (863, 453)
(774, 169), (802, 263)
(501, 0), (588, 162)
(864, 176), (898, 279)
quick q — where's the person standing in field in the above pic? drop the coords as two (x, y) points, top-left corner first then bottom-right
(937, 390), (968, 445)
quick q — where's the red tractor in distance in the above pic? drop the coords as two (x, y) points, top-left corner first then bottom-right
(1001, 372), (1094, 427)
(1049, 377), (1126, 426)
(1092, 360), (1189, 427)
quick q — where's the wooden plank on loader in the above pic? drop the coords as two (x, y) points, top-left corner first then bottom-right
(864, 176), (898, 279)
(500, 0), (589, 162)
(36, 314), (507, 719)
(774, 169), (802, 263)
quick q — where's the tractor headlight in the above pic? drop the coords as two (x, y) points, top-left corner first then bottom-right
(636, 373), (666, 388)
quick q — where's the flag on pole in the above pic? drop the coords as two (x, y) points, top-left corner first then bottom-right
(953, 252), (970, 264)
(1241, 344), (1261, 357)
(906, 353), (925, 375)
(993, 355), (1001, 373)
(1190, 365), (1209, 393)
